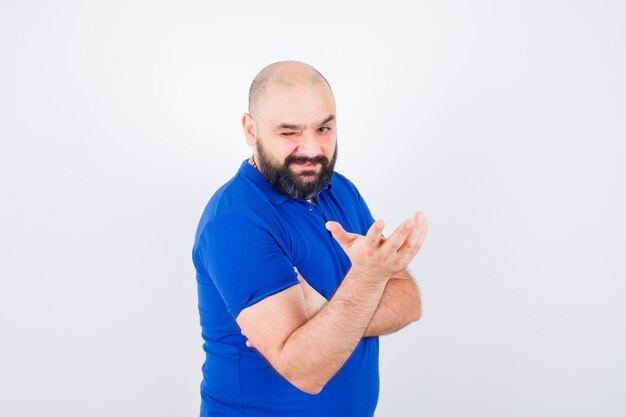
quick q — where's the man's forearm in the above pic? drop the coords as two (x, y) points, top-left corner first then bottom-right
(363, 270), (422, 337)
(277, 269), (388, 394)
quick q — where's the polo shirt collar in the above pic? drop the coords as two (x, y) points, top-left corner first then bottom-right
(237, 159), (333, 205)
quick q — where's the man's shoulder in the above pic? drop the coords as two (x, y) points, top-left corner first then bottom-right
(195, 170), (269, 236)
(206, 173), (250, 214)
(329, 171), (364, 202)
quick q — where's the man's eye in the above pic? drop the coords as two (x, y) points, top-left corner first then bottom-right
(319, 127), (331, 133)
(280, 132), (296, 136)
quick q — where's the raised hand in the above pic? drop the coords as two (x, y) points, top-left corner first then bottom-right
(325, 212), (428, 284)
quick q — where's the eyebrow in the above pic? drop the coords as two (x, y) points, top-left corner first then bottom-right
(277, 114), (336, 130)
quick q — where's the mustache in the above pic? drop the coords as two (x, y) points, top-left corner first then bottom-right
(285, 155), (329, 166)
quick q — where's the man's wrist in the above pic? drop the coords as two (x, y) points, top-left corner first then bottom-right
(346, 267), (390, 291)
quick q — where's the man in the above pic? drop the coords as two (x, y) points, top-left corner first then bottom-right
(192, 61), (428, 417)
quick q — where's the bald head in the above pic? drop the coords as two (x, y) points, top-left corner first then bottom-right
(248, 61), (333, 117)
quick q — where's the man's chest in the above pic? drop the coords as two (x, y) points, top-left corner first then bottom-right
(273, 200), (358, 299)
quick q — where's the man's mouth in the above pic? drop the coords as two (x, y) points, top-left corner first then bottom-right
(294, 161), (319, 169)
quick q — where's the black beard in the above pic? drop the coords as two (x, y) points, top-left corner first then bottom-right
(255, 141), (338, 200)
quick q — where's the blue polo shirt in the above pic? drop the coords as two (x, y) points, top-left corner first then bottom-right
(192, 160), (379, 417)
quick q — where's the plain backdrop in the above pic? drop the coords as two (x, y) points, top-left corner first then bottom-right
(1, 1), (625, 416)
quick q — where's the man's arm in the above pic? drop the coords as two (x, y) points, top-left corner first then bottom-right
(292, 215), (426, 337)
(237, 215), (427, 394)
(362, 212), (428, 337)
(286, 268), (421, 339)
(238, 264), (388, 394)
(363, 268), (421, 337)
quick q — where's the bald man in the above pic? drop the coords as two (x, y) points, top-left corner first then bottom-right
(192, 61), (428, 417)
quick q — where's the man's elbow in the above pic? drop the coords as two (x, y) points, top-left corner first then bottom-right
(411, 303), (423, 322)
(278, 363), (328, 395)
(291, 379), (325, 395)
(414, 309), (422, 322)
(282, 372), (326, 395)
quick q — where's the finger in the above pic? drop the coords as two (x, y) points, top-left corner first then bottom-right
(365, 219), (385, 248)
(416, 219), (429, 248)
(398, 214), (427, 258)
(413, 211), (425, 231)
(382, 219), (415, 256)
(326, 221), (359, 249)
(400, 212), (424, 251)
(296, 269), (310, 286)
(294, 266), (302, 281)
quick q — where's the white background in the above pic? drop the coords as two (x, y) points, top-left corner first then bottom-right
(1, 1), (625, 416)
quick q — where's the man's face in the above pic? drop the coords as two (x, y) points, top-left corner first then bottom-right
(251, 80), (338, 200)
(256, 138), (337, 200)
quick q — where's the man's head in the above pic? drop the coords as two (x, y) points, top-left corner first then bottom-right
(242, 61), (338, 200)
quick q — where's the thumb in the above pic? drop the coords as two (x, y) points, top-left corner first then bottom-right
(325, 221), (356, 249)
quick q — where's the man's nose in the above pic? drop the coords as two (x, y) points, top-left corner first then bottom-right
(296, 130), (322, 156)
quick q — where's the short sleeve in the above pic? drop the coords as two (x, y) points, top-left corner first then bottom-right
(196, 213), (299, 319)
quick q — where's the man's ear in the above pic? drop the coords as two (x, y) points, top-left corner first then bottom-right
(242, 113), (257, 146)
